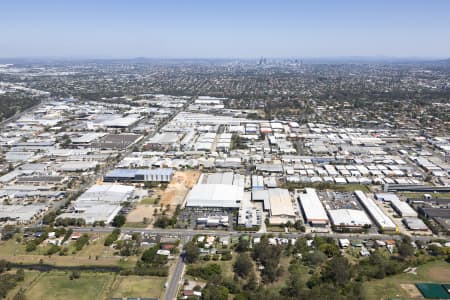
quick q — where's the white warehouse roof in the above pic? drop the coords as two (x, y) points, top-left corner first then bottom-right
(77, 184), (135, 204)
(298, 188), (329, 225)
(268, 188), (296, 218)
(185, 184), (243, 208)
(355, 190), (397, 231)
(390, 198), (417, 217)
(328, 209), (372, 227)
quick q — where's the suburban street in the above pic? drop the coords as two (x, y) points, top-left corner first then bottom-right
(163, 235), (191, 300)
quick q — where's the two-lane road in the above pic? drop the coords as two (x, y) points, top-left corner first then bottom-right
(164, 235), (190, 300)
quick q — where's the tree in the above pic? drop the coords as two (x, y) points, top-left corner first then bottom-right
(1, 225), (16, 240)
(202, 283), (229, 300)
(303, 250), (327, 266)
(398, 241), (414, 258)
(233, 253), (253, 278)
(235, 238), (250, 252)
(322, 256), (352, 287)
(69, 271), (80, 280)
(112, 215), (126, 227)
(183, 241), (200, 264)
(318, 243), (340, 258)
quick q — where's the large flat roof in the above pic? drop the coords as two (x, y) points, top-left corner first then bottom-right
(268, 188), (296, 218)
(328, 209), (371, 227)
(298, 188), (329, 224)
(77, 184), (135, 203)
(355, 190), (397, 230)
(185, 184), (243, 208)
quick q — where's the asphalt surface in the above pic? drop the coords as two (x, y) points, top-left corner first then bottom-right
(164, 235), (190, 300)
(73, 226), (440, 242)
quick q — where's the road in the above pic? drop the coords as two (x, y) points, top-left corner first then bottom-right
(164, 235), (190, 300)
(72, 226), (441, 242)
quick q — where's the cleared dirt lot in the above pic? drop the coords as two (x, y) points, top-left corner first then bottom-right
(160, 170), (200, 211)
(400, 283), (422, 298)
(126, 204), (155, 224)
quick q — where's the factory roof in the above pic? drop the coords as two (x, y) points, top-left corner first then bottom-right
(268, 188), (296, 218)
(355, 190), (397, 230)
(77, 184), (134, 203)
(328, 209), (372, 227)
(185, 184), (243, 208)
(390, 198), (417, 217)
(298, 188), (329, 224)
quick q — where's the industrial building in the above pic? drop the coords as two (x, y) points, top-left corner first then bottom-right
(76, 184), (135, 204)
(58, 184), (135, 224)
(390, 198), (417, 217)
(328, 209), (372, 229)
(402, 217), (429, 231)
(59, 204), (122, 224)
(103, 168), (174, 183)
(355, 190), (397, 231)
(0, 204), (47, 224)
(267, 188), (297, 225)
(298, 188), (329, 226)
(185, 184), (243, 208)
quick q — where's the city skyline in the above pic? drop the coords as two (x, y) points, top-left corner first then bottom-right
(1, 0), (450, 59)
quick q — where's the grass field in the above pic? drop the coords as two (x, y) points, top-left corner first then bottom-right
(140, 196), (160, 205)
(6, 270), (41, 299)
(123, 221), (150, 228)
(399, 192), (450, 199)
(362, 260), (450, 300)
(110, 275), (165, 299)
(24, 271), (114, 300)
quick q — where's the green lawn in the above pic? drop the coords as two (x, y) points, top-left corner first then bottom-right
(123, 222), (149, 228)
(110, 275), (165, 299)
(140, 196), (160, 205)
(24, 271), (114, 300)
(362, 260), (450, 300)
(6, 270), (41, 299)
(399, 192), (450, 199)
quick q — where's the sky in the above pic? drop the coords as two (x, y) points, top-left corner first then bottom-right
(0, 0), (449, 59)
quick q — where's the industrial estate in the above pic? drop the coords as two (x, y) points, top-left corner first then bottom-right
(0, 62), (450, 299)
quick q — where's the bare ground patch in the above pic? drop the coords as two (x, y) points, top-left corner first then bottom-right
(400, 283), (422, 298)
(425, 266), (450, 282)
(160, 171), (200, 213)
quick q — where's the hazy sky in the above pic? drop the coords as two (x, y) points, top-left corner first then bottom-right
(1, 0), (449, 58)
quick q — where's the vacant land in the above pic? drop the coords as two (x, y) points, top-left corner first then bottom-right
(24, 271), (114, 300)
(362, 260), (450, 300)
(110, 275), (165, 299)
(160, 170), (200, 212)
(126, 204), (155, 225)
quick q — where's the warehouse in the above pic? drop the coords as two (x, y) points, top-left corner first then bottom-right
(390, 198), (417, 217)
(0, 204), (47, 224)
(355, 190), (397, 231)
(91, 133), (142, 149)
(198, 172), (245, 187)
(298, 188), (329, 226)
(328, 209), (372, 229)
(76, 184), (135, 204)
(251, 189), (271, 211)
(104, 168), (174, 183)
(252, 175), (264, 190)
(185, 184), (243, 208)
(59, 204), (122, 224)
(268, 188), (297, 224)
(402, 217), (429, 231)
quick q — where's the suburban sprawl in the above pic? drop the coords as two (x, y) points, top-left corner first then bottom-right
(0, 59), (449, 300)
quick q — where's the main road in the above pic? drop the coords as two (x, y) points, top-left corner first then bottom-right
(73, 226), (440, 242)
